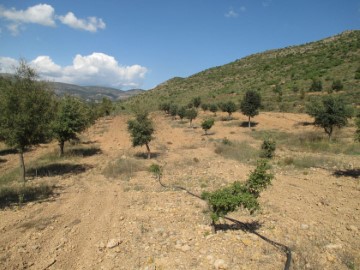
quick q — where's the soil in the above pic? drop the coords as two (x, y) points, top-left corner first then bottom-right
(0, 111), (359, 270)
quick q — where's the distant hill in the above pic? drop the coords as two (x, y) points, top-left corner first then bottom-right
(126, 30), (360, 112)
(0, 74), (145, 102)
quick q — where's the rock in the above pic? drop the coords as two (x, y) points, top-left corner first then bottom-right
(327, 254), (336, 262)
(300, 224), (309, 230)
(325, 243), (342, 250)
(214, 259), (228, 269)
(106, 238), (122, 249)
(346, 225), (358, 232)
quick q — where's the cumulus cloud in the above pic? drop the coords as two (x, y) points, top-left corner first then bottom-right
(0, 4), (105, 34)
(0, 53), (148, 89)
(58, 12), (105, 32)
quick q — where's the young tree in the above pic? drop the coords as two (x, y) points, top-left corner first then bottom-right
(0, 60), (55, 183)
(185, 108), (198, 127)
(240, 90), (261, 128)
(209, 103), (218, 116)
(177, 106), (186, 120)
(192, 96), (201, 109)
(201, 118), (215, 135)
(201, 103), (209, 112)
(169, 104), (178, 119)
(220, 101), (237, 120)
(52, 95), (91, 157)
(159, 102), (171, 114)
(98, 97), (114, 117)
(306, 95), (353, 140)
(127, 112), (155, 159)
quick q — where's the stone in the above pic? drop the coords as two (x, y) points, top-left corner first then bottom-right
(106, 238), (122, 249)
(214, 259), (228, 269)
(300, 224), (309, 230)
(346, 225), (357, 232)
(325, 243), (342, 250)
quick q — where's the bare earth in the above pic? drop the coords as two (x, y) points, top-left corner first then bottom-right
(0, 111), (359, 270)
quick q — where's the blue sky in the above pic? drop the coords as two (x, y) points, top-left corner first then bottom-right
(0, 1), (359, 90)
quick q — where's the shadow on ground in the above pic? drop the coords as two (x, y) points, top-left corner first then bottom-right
(27, 163), (93, 178)
(68, 147), (102, 157)
(239, 121), (259, 128)
(333, 169), (360, 179)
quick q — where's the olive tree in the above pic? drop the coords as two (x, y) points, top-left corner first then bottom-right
(306, 95), (353, 140)
(220, 101), (237, 120)
(0, 60), (55, 183)
(127, 112), (155, 159)
(240, 90), (261, 128)
(52, 95), (91, 157)
(185, 108), (198, 127)
(201, 118), (215, 135)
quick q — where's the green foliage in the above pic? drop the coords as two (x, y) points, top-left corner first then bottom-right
(202, 159), (273, 222)
(201, 118), (215, 135)
(209, 103), (218, 115)
(332, 80), (344, 91)
(355, 112), (360, 142)
(260, 138), (276, 158)
(309, 79), (323, 92)
(355, 67), (360, 80)
(220, 101), (237, 119)
(0, 60), (55, 182)
(159, 102), (170, 114)
(177, 106), (186, 120)
(52, 95), (90, 156)
(169, 104), (178, 118)
(98, 97), (114, 117)
(201, 103), (209, 112)
(192, 96), (201, 108)
(240, 90), (261, 127)
(306, 95), (353, 140)
(185, 108), (198, 126)
(127, 112), (155, 159)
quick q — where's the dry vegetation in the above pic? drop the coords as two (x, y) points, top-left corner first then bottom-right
(0, 111), (359, 270)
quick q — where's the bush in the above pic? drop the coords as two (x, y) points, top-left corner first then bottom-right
(201, 118), (215, 135)
(260, 138), (276, 158)
(202, 159), (273, 222)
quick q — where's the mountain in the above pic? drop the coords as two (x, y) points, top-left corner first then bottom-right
(49, 82), (144, 101)
(126, 30), (360, 112)
(0, 75), (145, 102)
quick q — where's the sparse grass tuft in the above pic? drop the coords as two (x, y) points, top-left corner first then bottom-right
(215, 140), (259, 164)
(103, 157), (146, 180)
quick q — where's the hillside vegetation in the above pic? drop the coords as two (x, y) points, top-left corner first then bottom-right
(125, 30), (360, 112)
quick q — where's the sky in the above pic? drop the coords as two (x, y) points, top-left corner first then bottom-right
(0, 1), (359, 90)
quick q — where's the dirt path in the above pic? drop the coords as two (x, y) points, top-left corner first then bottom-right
(0, 112), (359, 269)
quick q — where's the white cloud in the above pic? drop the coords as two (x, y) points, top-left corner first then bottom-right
(0, 4), (105, 34)
(0, 53), (147, 89)
(58, 12), (105, 32)
(225, 6), (246, 18)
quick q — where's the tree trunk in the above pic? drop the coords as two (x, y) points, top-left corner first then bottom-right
(145, 143), (151, 159)
(59, 140), (65, 157)
(248, 116), (251, 128)
(19, 150), (26, 185)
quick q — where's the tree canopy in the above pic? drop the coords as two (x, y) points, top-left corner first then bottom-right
(240, 90), (261, 128)
(306, 95), (353, 140)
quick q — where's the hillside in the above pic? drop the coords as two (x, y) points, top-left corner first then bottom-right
(0, 75), (144, 102)
(126, 30), (360, 112)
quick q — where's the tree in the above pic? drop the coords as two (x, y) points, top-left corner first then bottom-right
(309, 79), (322, 92)
(192, 96), (201, 109)
(240, 90), (261, 128)
(169, 104), (178, 119)
(52, 95), (90, 157)
(159, 102), (170, 114)
(177, 106), (186, 120)
(220, 101), (237, 120)
(127, 112), (155, 159)
(185, 108), (198, 127)
(0, 60), (55, 183)
(306, 95), (353, 140)
(98, 97), (114, 117)
(209, 103), (218, 116)
(201, 118), (215, 135)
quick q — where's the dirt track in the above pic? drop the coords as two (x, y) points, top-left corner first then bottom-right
(0, 112), (359, 269)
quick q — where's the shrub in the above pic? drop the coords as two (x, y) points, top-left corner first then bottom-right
(332, 80), (344, 91)
(202, 159), (273, 222)
(260, 138), (276, 158)
(201, 118), (215, 135)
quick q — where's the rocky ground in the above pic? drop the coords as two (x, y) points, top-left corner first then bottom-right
(0, 111), (359, 270)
